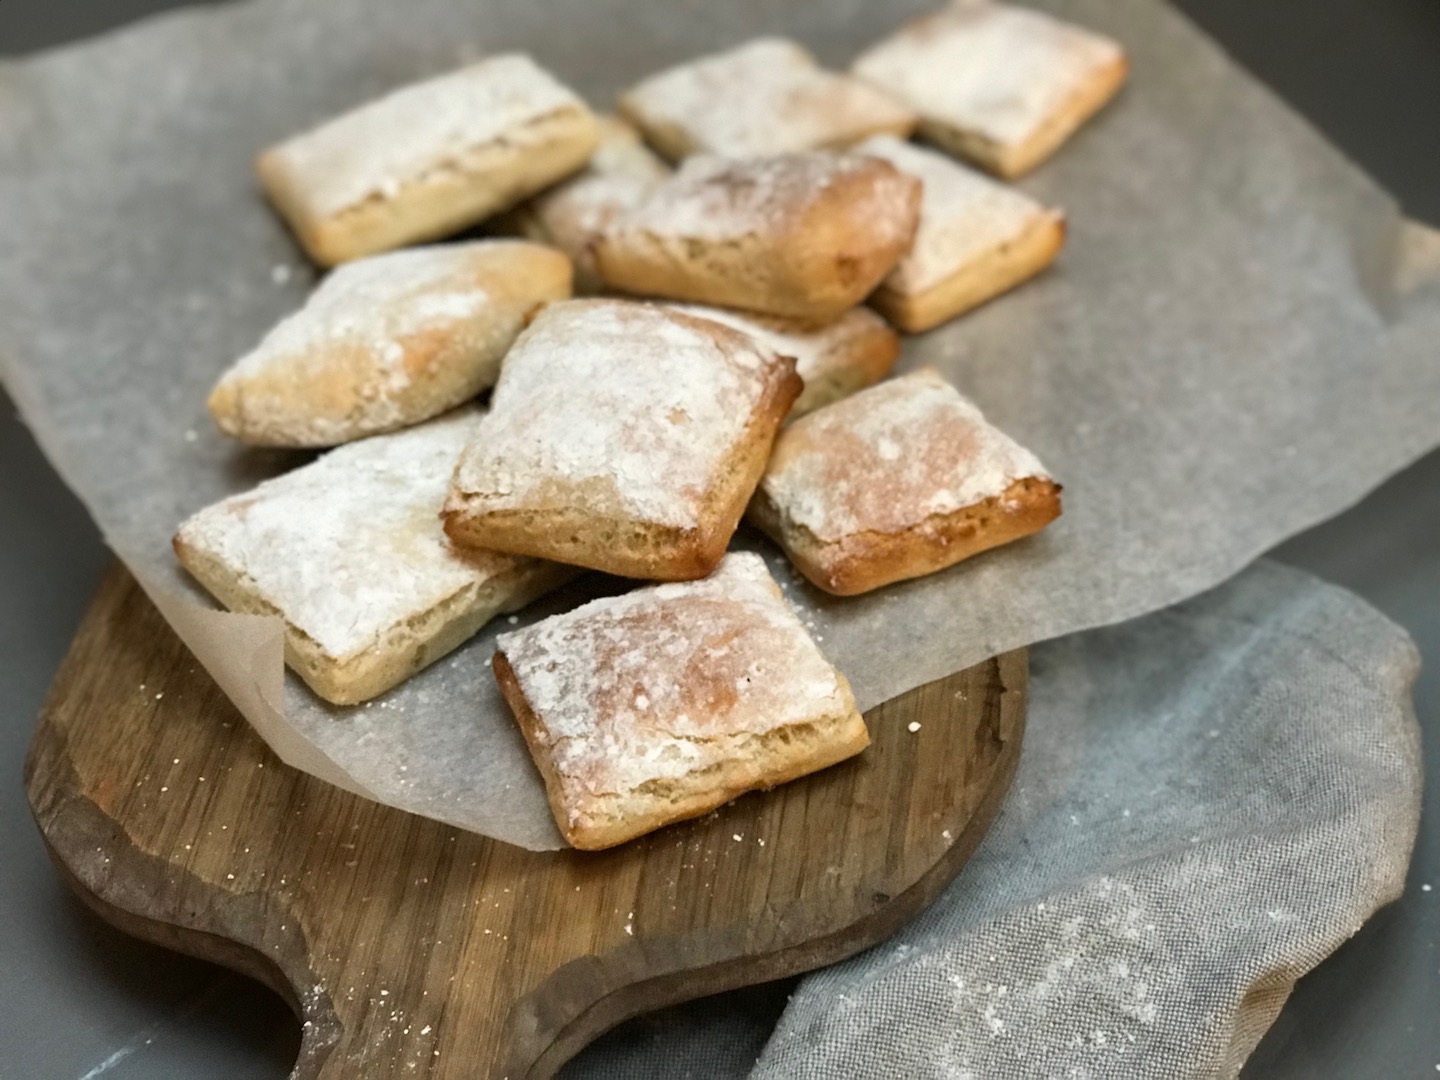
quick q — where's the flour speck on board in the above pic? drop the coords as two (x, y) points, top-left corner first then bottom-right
(981, 1002), (1005, 1036)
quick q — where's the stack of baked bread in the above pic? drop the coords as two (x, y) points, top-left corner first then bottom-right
(175, 0), (1124, 848)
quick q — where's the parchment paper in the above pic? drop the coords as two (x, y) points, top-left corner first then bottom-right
(2, 0), (1438, 850)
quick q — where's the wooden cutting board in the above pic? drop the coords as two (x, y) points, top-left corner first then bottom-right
(25, 564), (1026, 1079)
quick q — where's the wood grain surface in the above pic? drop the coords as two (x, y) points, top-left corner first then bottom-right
(25, 564), (1026, 1079)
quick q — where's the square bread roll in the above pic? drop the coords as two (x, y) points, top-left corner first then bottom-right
(593, 152), (921, 321)
(493, 551), (869, 849)
(442, 299), (801, 580)
(208, 241), (572, 447)
(494, 116), (670, 292)
(749, 368), (1061, 595)
(174, 410), (574, 706)
(666, 304), (900, 418)
(852, 1), (1128, 179)
(617, 37), (917, 161)
(857, 136), (1065, 332)
(258, 54), (601, 266)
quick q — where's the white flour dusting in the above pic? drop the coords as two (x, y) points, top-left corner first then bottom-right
(623, 37), (914, 156)
(857, 135), (1060, 295)
(761, 368), (1049, 541)
(852, 1), (1124, 150)
(497, 553), (848, 803)
(267, 54), (589, 217)
(449, 300), (787, 528)
(176, 410), (529, 661)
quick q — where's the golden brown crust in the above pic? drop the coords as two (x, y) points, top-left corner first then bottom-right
(489, 116), (670, 293)
(442, 359), (800, 579)
(259, 117), (600, 267)
(784, 164), (923, 319)
(921, 51), (1128, 179)
(489, 570), (869, 852)
(750, 369), (1061, 595)
(441, 300), (802, 580)
(495, 647), (795, 851)
(662, 304), (900, 418)
(206, 243), (573, 448)
(870, 211), (1066, 333)
(750, 475), (1062, 596)
(592, 154), (921, 321)
(180, 529), (573, 704)
(614, 96), (693, 164)
(615, 38), (918, 162)
(501, 648), (869, 852)
(256, 57), (600, 266)
(788, 310), (901, 415)
(561, 708), (870, 850)
(171, 411), (578, 705)
(493, 649), (580, 842)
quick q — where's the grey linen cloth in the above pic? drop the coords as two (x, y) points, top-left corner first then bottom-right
(564, 560), (1423, 1078)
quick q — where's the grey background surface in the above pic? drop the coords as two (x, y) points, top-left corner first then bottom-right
(0, 1), (1435, 1077)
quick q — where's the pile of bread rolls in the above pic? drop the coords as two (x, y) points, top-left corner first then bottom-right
(175, 1), (1125, 847)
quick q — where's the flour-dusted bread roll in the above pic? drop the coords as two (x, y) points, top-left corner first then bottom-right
(207, 241), (572, 448)
(666, 304), (899, 418)
(493, 551), (869, 849)
(857, 136), (1065, 332)
(750, 368), (1061, 595)
(442, 299), (801, 580)
(174, 410), (574, 705)
(852, 1), (1127, 179)
(618, 37), (916, 161)
(258, 55), (601, 266)
(593, 152), (921, 321)
(495, 116), (669, 292)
